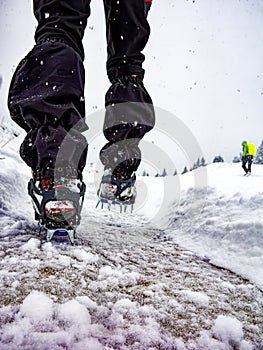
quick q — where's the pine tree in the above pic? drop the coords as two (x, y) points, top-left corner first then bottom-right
(232, 155), (241, 163)
(213, 155), (224, 163)
(192, 158), (201, 170)
(191, 157), (206, 170)
(200, 157), (206, 166)
(161, 168), (167, 177)
(192, 160), (198, 170)
(254, 140), (263, 164)
(173, 169), (178, 176)
(182, 166), (188, 174)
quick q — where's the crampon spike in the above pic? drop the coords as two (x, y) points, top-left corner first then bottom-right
(46, 228), (75, 245)
(96, 198), (134, 213)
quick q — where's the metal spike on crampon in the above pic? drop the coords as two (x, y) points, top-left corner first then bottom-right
(46, 228), (75, 245)
(96, 198), (134, 213)
(38, 223), (76, 245)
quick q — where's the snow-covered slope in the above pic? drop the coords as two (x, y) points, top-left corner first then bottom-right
(137, 162), (263, 291)
(0, 131), (262, 350)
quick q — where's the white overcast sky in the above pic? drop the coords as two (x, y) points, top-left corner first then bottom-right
(0, 0), (262, 171)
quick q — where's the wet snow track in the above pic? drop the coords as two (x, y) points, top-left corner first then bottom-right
(0, 206), (262, 349)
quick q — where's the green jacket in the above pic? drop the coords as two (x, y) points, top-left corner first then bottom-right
(242, 142), (249, 156)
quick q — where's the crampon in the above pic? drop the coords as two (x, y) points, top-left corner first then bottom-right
(28, 179), (86, 245)
(96, 174), (136, 213)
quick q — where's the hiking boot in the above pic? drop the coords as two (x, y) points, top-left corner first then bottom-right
(97, 170), (136, 205)
(45, 197), (77, 224)
(39, 178), (81, 226)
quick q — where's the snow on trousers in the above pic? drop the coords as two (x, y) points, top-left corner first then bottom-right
(8, 0), (155, 181)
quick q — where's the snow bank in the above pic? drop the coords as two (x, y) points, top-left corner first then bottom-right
(139, 163), (263, 290)
(0, 125), (32, 233)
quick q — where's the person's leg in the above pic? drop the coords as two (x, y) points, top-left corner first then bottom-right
(8, 0), (91, 183)
(33, 0), (90, 61)
(103, 0), (152, 82)
(242, 156), (248, 174)
(100, 0), (155, 180)
(247, 156), (253, 173)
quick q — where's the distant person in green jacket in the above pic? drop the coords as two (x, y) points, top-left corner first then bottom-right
(241, 141), (253, 176)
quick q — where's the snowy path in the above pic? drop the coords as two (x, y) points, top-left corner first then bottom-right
(0, 181), (262, 349)
(0, 133), (263, 349)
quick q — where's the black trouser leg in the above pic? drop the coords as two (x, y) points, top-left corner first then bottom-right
(242, 156), (248, 173)
(242, 158), (248, 173)
(103, 0), (152, 81)
(8, 1), (91, 181)
(100, 0), (154, 177)
(247, 156), (253, 172)
(33, 0), (91, 60)
(9, 0), (154, 181)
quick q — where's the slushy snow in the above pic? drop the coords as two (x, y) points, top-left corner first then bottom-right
(0, 126), (262, 349)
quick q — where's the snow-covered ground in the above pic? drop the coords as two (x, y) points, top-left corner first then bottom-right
(0, 127), (262, 349)
(138, 162), (263, 291)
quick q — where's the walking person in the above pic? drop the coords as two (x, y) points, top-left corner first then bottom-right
(241, 141), (255, 176)
(8, 0), (155, 241)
